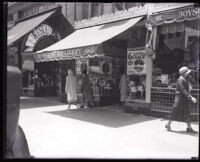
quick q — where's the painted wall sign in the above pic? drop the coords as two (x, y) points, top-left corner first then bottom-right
(25, 24), (57, 52)
(19, 3), (60, 20)
(153, 7), (200, 25)
(127, 49), (146, 75)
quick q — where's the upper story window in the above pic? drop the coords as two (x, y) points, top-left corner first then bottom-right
(81, 3), (103, 19)
(112, 3), (125, 12)
(115, 3), (124, 11)
(126, 3), (138, 10)
(91, 3), (100, 17)
(82, 3), (89, 19)
(113, 3), (145, 13)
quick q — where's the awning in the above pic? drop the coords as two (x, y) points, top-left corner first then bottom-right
(35, 16), (143, 62)
(7, 10), (56, 46)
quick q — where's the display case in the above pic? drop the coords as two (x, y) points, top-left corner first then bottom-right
(75, 56), (125, 106)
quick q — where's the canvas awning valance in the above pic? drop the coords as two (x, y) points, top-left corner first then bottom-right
(35, 16), (143, 62)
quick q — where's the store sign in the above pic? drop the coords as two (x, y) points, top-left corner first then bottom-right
(26, 24), (53, 44)
(25, 24), (57, 52)
(127, 49), (146, 75)
(20, 3), (60, 19)
(154, 7), (200, 25)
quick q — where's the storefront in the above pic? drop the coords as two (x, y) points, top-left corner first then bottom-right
(7, 4), (74, 97)
(35, 16), (146, 105)
(149, 6), (199, 120)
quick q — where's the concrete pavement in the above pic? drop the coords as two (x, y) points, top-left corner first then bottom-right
(19, 97), (199, 159)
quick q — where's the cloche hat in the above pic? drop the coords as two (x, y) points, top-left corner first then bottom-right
(179, 66), (192, 76)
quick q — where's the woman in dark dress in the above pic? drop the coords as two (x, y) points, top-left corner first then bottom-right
(81, 69), (95, 108)
(165, 66), (197, 133)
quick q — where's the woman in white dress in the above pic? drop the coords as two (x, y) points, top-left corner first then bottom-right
(65, 69), (78, 109)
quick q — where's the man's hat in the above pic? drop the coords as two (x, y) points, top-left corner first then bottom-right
(179, 66), (192, 75)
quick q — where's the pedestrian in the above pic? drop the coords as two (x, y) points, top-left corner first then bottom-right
(165, 66), (197, 133)
(119, 67), (127, 110)
(81, 69), (95, 108)
(65, 69), (78, 109)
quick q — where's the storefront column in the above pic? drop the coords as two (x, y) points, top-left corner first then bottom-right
(145, 25), (157, 103)
(145, 55), (152, 103)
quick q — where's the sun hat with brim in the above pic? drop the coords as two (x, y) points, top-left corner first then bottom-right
(179, 66), (192, 75)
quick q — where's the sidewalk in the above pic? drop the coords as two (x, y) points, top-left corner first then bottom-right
(19, 97), (199, 159)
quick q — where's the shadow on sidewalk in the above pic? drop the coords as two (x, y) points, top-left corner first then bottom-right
(166, 130), (199, 137)
(45, 108), (157, 128)
(20, 97), (65, 109)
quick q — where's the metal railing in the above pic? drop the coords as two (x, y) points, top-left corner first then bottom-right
(151, 87), (199, 120)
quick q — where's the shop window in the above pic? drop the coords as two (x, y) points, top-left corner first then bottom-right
(153, 28), (199, 89)
(175, 32), (182, 38)
(168, 33), (174, 39)
(160, 34), (166, 40)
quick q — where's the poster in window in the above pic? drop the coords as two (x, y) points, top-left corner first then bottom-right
(127, 49), (146, 75)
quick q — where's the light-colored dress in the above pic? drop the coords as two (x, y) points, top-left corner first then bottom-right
(65, 71), (77, 103)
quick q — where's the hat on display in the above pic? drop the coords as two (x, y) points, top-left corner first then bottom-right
(179, 66), (192, 75)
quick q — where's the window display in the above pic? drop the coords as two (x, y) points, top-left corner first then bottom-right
(153, 23), (199, 90)
(76, 56), (124, 98)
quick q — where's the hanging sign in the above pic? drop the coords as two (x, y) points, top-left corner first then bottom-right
(127, 49), (146, 75)
(19, 3), (60, 20)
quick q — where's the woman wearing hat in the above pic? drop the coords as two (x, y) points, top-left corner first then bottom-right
(165, 66), (197, 133)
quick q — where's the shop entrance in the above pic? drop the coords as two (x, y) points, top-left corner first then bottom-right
(34, 61), (58, 97)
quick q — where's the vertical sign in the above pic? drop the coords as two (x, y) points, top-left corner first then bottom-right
(127, 49), (146, 75)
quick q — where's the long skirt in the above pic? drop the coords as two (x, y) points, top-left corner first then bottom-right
(83, 91), (93, 105)
(170, 98), (191, 122)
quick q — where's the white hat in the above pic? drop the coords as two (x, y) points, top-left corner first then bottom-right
(179, 66), (191, 76)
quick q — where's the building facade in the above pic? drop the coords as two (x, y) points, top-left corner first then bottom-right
(7, 3), (199, 120)
(7, 2), (75, 98)
(72, 3), (199, 120)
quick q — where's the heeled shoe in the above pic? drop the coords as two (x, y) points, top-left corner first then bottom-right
(165, 124), (171, 131)
(186, 128), (197, 133)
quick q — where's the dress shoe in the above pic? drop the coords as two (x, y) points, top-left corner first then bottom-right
(186, 128), (197, 133)
(165, 124), (171, 131)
